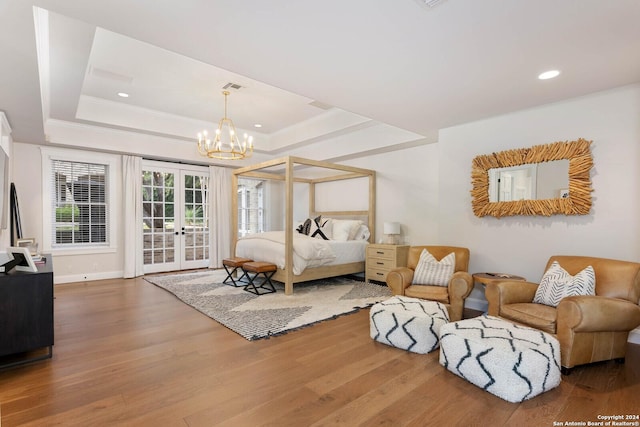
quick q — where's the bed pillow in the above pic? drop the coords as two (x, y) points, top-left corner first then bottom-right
(533, 261), (595, 307)
(352, 224), (370, 241)
(412, 249), (455, 287)
(332, 219), (363, 241)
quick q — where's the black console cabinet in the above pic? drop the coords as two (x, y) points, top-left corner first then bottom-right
(0, 255), (54, 368)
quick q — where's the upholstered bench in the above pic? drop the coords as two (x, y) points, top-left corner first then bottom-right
(369, 296), (450, 354)
(222, 257), (253, 287)
(242, 261), (277, 295)
(439, 315), (561, 403)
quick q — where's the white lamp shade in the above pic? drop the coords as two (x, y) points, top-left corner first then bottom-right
(383, 222), (400, 235)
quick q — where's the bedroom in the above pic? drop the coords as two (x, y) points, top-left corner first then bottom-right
(1, 0), (639, 425)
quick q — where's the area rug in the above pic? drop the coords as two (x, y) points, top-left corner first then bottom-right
(144, 270), (392, 340)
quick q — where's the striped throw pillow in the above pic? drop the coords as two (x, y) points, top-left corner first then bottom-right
(533, 261), (596, 307)
(413, 249), (455, 287)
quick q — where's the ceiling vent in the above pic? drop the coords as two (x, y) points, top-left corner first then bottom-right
(222, 82), (243, 91)
(89, 66), (133, 84)
(415, 0), (447, 8)
(308, 100), (332, 110)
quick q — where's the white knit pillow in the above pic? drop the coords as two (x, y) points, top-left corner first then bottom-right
(533, 261), (596, 307)
(413, 249), (455, 287)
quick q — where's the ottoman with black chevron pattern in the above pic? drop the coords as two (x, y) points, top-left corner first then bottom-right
(369, 296), (449, 354)
(439, 315), (561, 402)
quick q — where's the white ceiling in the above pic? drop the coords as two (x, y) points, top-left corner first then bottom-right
(1, 0), (639, 162)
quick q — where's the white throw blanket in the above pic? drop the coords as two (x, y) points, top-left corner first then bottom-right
(236, 231), (336, 275)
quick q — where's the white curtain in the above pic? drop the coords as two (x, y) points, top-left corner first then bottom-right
(209, 166), (232, 268)
(123, 155), (144, 278)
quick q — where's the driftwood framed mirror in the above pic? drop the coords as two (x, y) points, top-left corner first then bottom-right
(471, 138), (593, 218)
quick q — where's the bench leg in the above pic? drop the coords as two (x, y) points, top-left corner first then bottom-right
(243, 270), (277, 295)
(223, 265), (249, 287)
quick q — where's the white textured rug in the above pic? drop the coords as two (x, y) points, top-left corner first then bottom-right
(144, 270), (392, 340)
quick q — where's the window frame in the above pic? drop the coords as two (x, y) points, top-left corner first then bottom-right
(41, 148), (119, 255)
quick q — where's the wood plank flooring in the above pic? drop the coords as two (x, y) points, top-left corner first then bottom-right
(1, 276), (639, 426)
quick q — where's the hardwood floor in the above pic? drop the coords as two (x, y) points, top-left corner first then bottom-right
(1, 276), (639, 426)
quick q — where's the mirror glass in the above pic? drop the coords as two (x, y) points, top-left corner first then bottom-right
(488, 159), (569, 202)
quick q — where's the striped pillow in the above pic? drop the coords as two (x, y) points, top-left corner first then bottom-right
(533, 261), (596, 307)
(413, 249), (455, 287)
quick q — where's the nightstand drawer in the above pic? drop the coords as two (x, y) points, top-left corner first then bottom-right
(367, 257), (395, 269)
(367, 246), (395, 259)
(367, 268), (390, 282)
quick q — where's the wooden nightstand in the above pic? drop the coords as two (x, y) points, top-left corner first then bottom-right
(366, 244), (409, 284)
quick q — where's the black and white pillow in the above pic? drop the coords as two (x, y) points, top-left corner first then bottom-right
(533, 261), (596, 307)
(309, 216), (331, 240)
(296, 215), (331, 240)
(296, 218), (312, 235)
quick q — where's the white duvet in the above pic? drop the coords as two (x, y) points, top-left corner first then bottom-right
(236, 231), (337, 275)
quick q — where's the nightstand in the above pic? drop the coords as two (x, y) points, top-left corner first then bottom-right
(366, 244), (409, 284)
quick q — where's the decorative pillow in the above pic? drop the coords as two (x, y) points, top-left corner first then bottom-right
(296, 218), (313, 235)
(533, 261), (595, 307)
(332, 219), (363, 241)
(413, 249), (456, 287)
(309, 216), (331, 240)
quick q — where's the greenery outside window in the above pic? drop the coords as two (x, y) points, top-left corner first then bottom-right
(41, 148), (118, 253)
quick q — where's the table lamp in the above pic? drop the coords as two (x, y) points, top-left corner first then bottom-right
(383, 222), (401, 244)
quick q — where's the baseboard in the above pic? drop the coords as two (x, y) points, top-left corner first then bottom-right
(54, 270), (124, 284)
(465, 296), (488, 313)
(629, 326), (640, 345)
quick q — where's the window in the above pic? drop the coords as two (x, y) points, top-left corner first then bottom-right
(237, 178), (264, 237)
(41, 148), (118, 253)
(52, 160), (107, 245)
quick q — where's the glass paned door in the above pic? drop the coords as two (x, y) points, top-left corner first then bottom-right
(181, 171), (209, 269)
(142, 166), (179, 273)
(142, 162), (209, 274)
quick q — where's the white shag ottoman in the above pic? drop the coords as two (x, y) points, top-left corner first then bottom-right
(439, 315), (561, 403)
(370, 296), (449, 354)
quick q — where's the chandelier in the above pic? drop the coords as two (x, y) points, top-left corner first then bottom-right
(197, 90), (253, 160)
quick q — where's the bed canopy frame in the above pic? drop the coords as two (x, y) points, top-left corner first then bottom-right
(232, 156), (376, 295)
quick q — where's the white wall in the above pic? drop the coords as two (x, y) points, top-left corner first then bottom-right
(438, 84), (640, 310)
(12, 143), (125, 283)
(341, 143), (440, 245)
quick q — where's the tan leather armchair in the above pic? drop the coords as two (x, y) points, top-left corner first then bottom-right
(486, 255), (640, 371)
(386, 246), (473, 321)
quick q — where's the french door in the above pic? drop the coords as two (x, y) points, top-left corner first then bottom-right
(142, 161), (210, 274)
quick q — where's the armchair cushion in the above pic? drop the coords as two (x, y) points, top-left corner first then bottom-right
(413, 249), (455, 287)
(533, 261), (596, 307)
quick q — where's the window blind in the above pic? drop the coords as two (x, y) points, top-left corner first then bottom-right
(51, 160), (108, 246)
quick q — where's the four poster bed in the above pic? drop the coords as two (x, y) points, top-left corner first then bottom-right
(232, 156), (376, 295)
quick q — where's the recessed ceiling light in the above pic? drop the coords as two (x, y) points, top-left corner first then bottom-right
(117, 92), (129, 98)
(538, 70), (560, 80)
(254, 124), (262, 128)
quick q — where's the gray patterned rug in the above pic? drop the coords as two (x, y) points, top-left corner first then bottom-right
(144, 270), (392, 340)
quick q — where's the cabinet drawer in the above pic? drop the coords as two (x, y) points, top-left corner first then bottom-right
(367, 246), (395, 259)
(367, 267), (390, 282)
(368, 257), (395, 269)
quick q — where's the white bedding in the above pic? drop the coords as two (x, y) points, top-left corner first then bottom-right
(235, 231), (367, 275)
